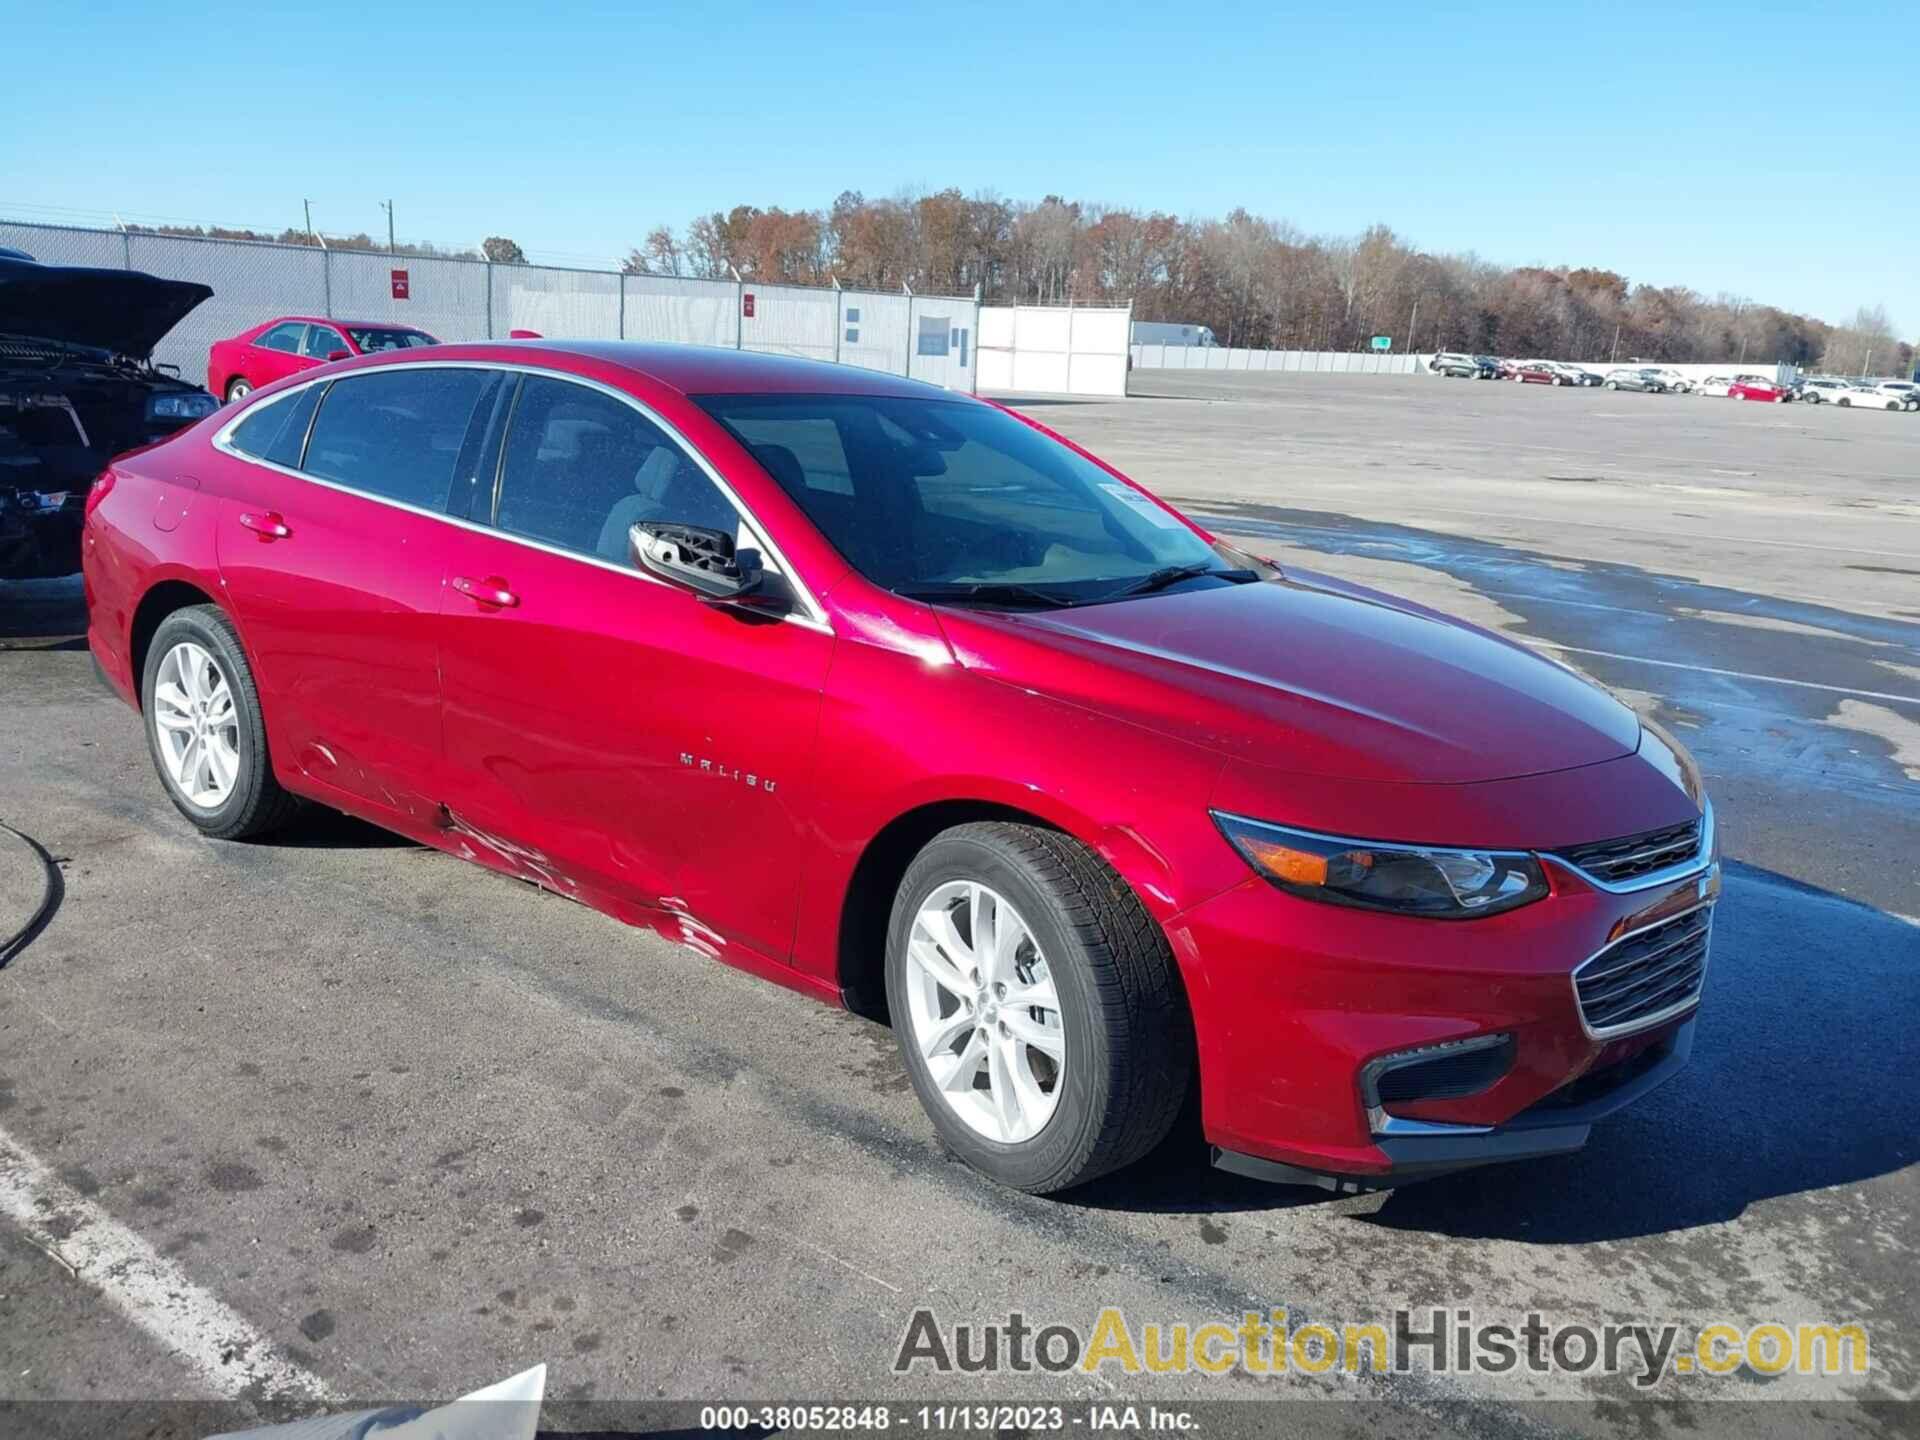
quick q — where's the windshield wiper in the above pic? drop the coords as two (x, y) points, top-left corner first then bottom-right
(896, 582), (1079, 610)
(1100, 563), (1257, 602)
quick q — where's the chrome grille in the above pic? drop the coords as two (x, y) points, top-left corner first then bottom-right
(1558, 819), (1702, 885)
(1573, 905), (1711, 1038)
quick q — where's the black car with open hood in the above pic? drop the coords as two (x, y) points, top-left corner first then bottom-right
(1, 253), (221, 578)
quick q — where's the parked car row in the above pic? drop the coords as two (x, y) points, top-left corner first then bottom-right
(1794, 375), (1918, 411)
(1429, 353), (1914, 412)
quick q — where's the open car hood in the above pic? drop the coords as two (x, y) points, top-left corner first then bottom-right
(0, 256), (212, 359)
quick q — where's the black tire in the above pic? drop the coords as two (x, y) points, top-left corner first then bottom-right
(1838, 397), (1850, 407)
(1605, 380), (1620, 390)
(884, 822), (1192, 1194)
(141, 605), (298, 840)
(225, 377), (252, 403)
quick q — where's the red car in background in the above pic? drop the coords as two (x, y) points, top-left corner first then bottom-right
(1727, 375), (1788, 403)
(1509, 361), (1567, 385)
(207, 316), (437, 403)
(82, 341), (1717, 1195)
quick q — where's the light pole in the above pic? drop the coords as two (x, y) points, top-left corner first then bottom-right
(379, 199), (395, 254)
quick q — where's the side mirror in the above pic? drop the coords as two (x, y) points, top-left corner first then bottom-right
(630, 523), (765, 601)
(326, 349), (350, 362)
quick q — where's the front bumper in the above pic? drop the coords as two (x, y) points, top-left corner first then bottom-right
(1213, 1018), (1694, 1191)
(1168, 816), (1717, 1185)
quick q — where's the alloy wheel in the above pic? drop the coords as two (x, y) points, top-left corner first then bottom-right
(903, 880), (1065, 1143)
(153, 641), (241, 808)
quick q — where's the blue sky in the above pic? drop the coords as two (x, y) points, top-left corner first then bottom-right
(5, 1), (1914, 333)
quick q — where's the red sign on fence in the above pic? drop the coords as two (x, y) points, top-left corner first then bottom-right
(390, 269), (410, 301)
(742, 292), (755, 319)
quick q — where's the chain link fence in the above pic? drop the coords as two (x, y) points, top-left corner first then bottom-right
(0, 220), (979, 394)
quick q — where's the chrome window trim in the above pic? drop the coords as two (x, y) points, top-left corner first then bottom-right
(211, 361), (833, 636)
(1569, 898), (1713, 1042)
(1544, 799), (1714, 895)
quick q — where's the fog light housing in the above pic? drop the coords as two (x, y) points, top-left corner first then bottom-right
(1360, 1033), (1514, 1135)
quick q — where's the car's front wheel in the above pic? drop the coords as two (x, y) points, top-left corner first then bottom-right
(142, 605), (297, 839)
(225, 377), (252, 403)
(1605, 380), (1620, 389)
(1838, 397), (1851, 407)
(885, 822), (1192, 1193)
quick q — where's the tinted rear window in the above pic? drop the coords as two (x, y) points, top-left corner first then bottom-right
(225, 384), (324, 468)
(302, 368), (492, 510)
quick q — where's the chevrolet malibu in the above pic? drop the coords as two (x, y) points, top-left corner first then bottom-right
(83, 343), (1718, 1195)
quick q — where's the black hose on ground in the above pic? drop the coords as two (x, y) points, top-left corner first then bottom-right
(0, 818), (63, 968)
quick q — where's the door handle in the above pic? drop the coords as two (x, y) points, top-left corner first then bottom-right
(238, 510), (291, 539)
(451, 574), (519, 608)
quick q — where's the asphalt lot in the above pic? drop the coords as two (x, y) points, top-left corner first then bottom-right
(1, 371), (1916, 1436)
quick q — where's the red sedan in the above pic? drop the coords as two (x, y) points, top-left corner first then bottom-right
(82, 342), (1716, 1194)
(1509, 361), (1567, 385)
(1728, 375), (1788, 402)
(207, 315), (437, 403)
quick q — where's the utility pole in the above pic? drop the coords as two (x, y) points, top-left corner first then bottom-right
(379, 200), (395, 254)
(1610, 323), (1621, 363)
(303, 199), (319, 246)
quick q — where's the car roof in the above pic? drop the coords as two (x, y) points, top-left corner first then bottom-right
(259, 315), (428, 330)
(381, 339), (963, 399)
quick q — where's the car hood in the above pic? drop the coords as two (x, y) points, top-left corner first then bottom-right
(933, 569), (1642, 785)
(0, 256), (212, 358)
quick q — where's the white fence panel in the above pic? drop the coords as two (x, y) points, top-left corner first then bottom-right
(1128, 344), (1421, 377)
(507, 266), (621, 339)
(838, 292), (912, 378)
(978, 305), (1128, 396)
(2, 220), (130, 270)
(326, 250), (492, 345)
(1067, 309), (1129, 397)
(124, 235), (329, 385)
(742, 282), (836, 362)
(0, 219), (978, 390)
(909, 295), (977, 391)
(621, 274), (736, 350)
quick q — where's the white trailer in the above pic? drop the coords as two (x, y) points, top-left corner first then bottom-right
(1130, 320), (1217, 348)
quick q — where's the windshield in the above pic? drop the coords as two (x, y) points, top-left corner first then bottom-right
(344, 327), (435, 352)
(696, 393), (1250, 607)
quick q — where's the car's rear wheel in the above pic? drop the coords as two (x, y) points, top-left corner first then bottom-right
(142, 606), (297, 840)
(225, 377), (252, 403)
(1605, 380), (1619, 390)
(884, 822), (1191, 1194)
(1838, 397), (1851, 407)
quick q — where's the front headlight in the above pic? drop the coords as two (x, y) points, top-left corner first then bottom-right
(147, 391), (219, 422)
(1212, 812), (1548, 919)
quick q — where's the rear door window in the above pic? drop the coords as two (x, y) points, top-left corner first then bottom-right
(491, 376), (744, 567)
(301, 368), (495, 511)
(224, 384), (325, 468)
(255, 322), (307, 354)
